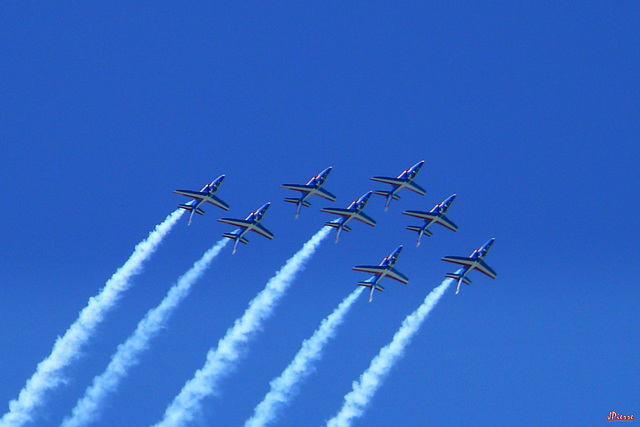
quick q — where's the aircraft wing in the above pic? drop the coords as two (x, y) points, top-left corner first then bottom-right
(402, 210), (434, 220)
(387, 267), (409, 284)
(174, 190), (206, 200)
(353, 212), (376, 227)
(370, 176), (404, 186)
(476, 260), (497, 279)
(252, 223), (275, 240)
(206, 195), (230, 211)
(218, 218), (252, 228)
(353, 265), (387, 275)
(353, 266), (408, 284)
(406, 181), (427, 195)
(441, 255), (476, 268)
(435, 215), (458, 232)
(321, 207), (355, 218)
(281, 183), (314, 193)
(316, 187), (337, 201)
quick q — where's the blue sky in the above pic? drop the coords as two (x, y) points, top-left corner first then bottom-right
(1, 2), (638, 426)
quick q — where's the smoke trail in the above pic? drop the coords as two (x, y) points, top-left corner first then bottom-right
(61, 238), (228, 427)
(326, 279), (452, 427)
(245, 286), (364, 427)
(0, 210), (183, 427)
(154, 226), (330, 427)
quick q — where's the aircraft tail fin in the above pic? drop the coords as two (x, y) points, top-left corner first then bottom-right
(446, 273), (471, 294)
(374, 190), (400, 211)
(358, 281), (383, 302)
(285, 197), (311, 218)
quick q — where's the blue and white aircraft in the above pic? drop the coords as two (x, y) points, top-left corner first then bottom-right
(402, 194), (458, 246)
(321, 191), (376, 242)
(281, 166), (337, 218)
(174, 175), (230, 225)
(218, 202), (274, 254)
(371, 160), (427, 211)
(442, 238), (497, 294)
(353, 245), (409, 302)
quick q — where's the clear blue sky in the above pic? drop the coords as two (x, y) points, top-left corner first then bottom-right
(1, 3), (638, 426)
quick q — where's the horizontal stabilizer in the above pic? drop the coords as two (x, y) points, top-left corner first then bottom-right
(373, 190), (401, 201)
(358, 282), (384, 291)
(178, 204), (205, 215)
(446, 273), (471, 285)
(324, 221), (352, 232)
(406, 225), (433, 237)
(284, 198), (311, 211)
(223, 233), (249, 244)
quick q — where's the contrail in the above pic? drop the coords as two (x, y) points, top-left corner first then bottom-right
(61, 238), (228, 427)
(154, 226), (330, 427)
(326, 278), (452, 427)
(245, 286), (364, 427)
(0, 209), (183, 427)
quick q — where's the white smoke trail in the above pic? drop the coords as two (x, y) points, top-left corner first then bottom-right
(326, 279), (452, 427)
(61, 238), (228, 427)
(154, 226), (330, 427)
(245, 286), (364, 427)
(0, 210), (183, 427)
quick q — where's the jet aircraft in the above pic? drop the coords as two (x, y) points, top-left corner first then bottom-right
(281, 166), (337, 218)
(442, 238), (497, 294)
(321, 191), (376, 242)
(352, 245), (409, 302)
(174, 175), (230, 225)
(371, 160), (427, 211)
(218, 202), (274, 254)
(402, 194), (458, 246)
